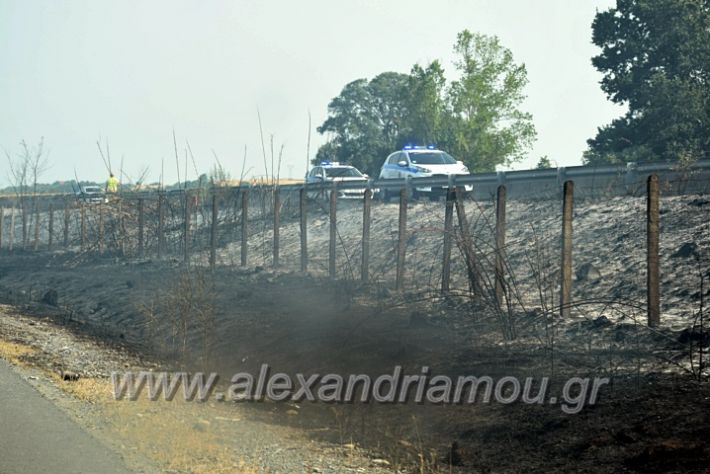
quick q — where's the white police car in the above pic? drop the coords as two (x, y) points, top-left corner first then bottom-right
(305, 162), (372, 200)
(378, 145), (472, 200)
(75, 185), (108, 204)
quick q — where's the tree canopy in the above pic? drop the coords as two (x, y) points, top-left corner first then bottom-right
(447, 31), (536, 172)
(316, 30), (535, 175)
(316, 73), (408, 174)
(585, 0), (710, 165)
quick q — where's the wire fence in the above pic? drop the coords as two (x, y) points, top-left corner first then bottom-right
(0, 166), (708, 333)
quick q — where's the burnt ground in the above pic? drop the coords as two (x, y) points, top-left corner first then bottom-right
(0, 249), (709, 473)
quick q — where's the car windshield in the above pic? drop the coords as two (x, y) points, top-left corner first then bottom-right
(325, 167), (363, 178)
(409, 152), (456, 165)
(83, 187), (101, 193)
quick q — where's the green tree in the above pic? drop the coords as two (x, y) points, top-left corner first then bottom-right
(536, 155), (553, 169)
(401, 61), (448, 145)
(316, 30), (535, 174)
(316, 73), (409, 174)
(585, 0), (710, 165)
(447, 30), (536, 172)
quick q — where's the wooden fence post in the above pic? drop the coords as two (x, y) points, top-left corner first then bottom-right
(138, 198), (144, 257)
(63, 201), (70, 247)
(300, 188), (308, 273)
(118, 200), (125, 256)
(184, 192), (191, 265)
(329, 183), (337, 279)
(33, 204), (40, 251)
(80, 205), (86, 251)
(241, 190), (248, 266)
(21, 203), (27, 249)
(560, 180), (574, 318)
(647, 174), (660, 327)
(98, 205), (104, 254)
(48, 204), (54, 250)
(396, 187), (408, 290)
(210, 191), (218, 269)
(361, 188), (372, 283)
(454, 187), (480, 296)
(441, 189), (455, 292)
(9, 207), (15, 251)
(233, 190), (240, 242)
(273, 188), (280, 268)
(157, 193), (165, 258)
(495, 185), (507, 307)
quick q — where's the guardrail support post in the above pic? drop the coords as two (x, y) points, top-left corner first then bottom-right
(241, 190), (248, 266)
(361, 188), (372, 283)
(300, 188), (308, 273)
(560, 180), (574, 318)
(647, 174), (660, 327)
(441, 189), (454, 292)
(396, 187), (408, 290)
(329, 183), (337, 279)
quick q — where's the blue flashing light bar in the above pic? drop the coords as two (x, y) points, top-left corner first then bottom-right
(403, 144), (438, 150)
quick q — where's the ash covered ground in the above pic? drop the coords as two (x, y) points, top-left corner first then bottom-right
(0, 193), (708, 472)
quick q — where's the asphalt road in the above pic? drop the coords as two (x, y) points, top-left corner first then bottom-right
(0, 359), (132, 474)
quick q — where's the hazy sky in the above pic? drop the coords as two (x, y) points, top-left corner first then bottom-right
(0, 0), (624, 185)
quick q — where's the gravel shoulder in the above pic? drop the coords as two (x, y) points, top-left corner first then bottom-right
(0, 306), (391, 474)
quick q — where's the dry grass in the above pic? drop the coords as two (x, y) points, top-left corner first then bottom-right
(50, 374), (259, 473)
(46, 373), (259, 473)
(104, 395), (258, 473)
(0, 334), (258, 473)
(54, 375), (112, 403)
(0, 339), (37, 365)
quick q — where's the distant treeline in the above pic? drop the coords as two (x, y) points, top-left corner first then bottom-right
(0, 177), (211, 197)
(0, 180), (100, 196)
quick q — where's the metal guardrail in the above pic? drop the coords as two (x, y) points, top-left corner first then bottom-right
(281, 159), (710, 192)
(0, 160), (707, 203)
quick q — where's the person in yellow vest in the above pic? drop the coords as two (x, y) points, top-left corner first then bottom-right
(106, 173), (119, 193)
